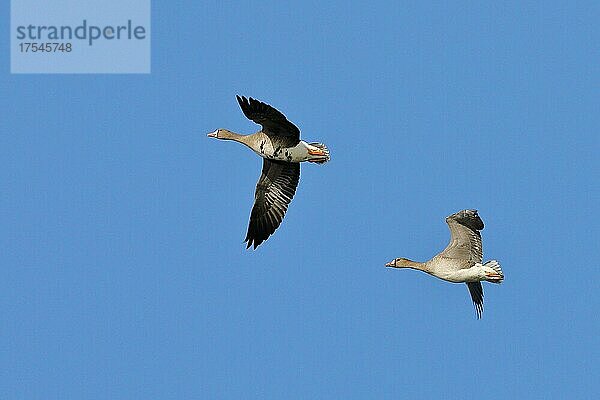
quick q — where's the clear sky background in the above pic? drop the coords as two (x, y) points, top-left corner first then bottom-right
(2, 1), (599, 399)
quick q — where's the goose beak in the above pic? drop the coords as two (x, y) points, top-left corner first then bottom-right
(207, 130), (218, 138)
(385, 260), (395, 268)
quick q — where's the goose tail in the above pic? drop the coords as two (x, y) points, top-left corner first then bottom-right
(484, 260), (504, 284)
(308, 142), (330, 164)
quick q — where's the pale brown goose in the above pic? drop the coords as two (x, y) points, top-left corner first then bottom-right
(208, 96), (330, 249)
(385, 210), (503, 318)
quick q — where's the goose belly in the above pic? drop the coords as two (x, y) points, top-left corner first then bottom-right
(426, 258), (477, 283)
(252, 140), (308, 162)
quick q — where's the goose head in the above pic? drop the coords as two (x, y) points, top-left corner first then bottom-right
(385, 258), (413, 268)
(207, 129), (231, 139)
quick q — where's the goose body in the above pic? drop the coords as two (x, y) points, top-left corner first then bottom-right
(208, 96), (330, 249)
(239, 132), (329, 163)
(386, 209), (503, 318)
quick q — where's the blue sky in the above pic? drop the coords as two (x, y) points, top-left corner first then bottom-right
(2, 1), (599, 399)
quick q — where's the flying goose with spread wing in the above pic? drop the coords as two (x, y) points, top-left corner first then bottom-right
(385, 210), (503, 318)
(208, 96), (330, 249)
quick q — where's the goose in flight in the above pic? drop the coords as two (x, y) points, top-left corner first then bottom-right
(208, 96), (330, 249)
(385, 210), (503, 318)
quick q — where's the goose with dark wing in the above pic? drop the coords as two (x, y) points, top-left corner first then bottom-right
(385, 210), (503, 318)
(208, 96), (330, 249)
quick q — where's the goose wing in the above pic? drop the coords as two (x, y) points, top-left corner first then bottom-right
(245, 159), (300, 249)
(237, 96), (301, 142)
(439, 209), (484, 263)
(467, 282), (484, 319)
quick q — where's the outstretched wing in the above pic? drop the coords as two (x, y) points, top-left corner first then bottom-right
(245, 159), (300, 249)
(466, 282), (484, 319)
(236, 95), (301, 141)
(439, 209), (484, 263)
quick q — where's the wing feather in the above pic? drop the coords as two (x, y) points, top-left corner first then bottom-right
(245, 159), (300, 249)
(236, 95), (300, 141)
(466, 282), (484, 319)
(439, 209), (484, 262)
